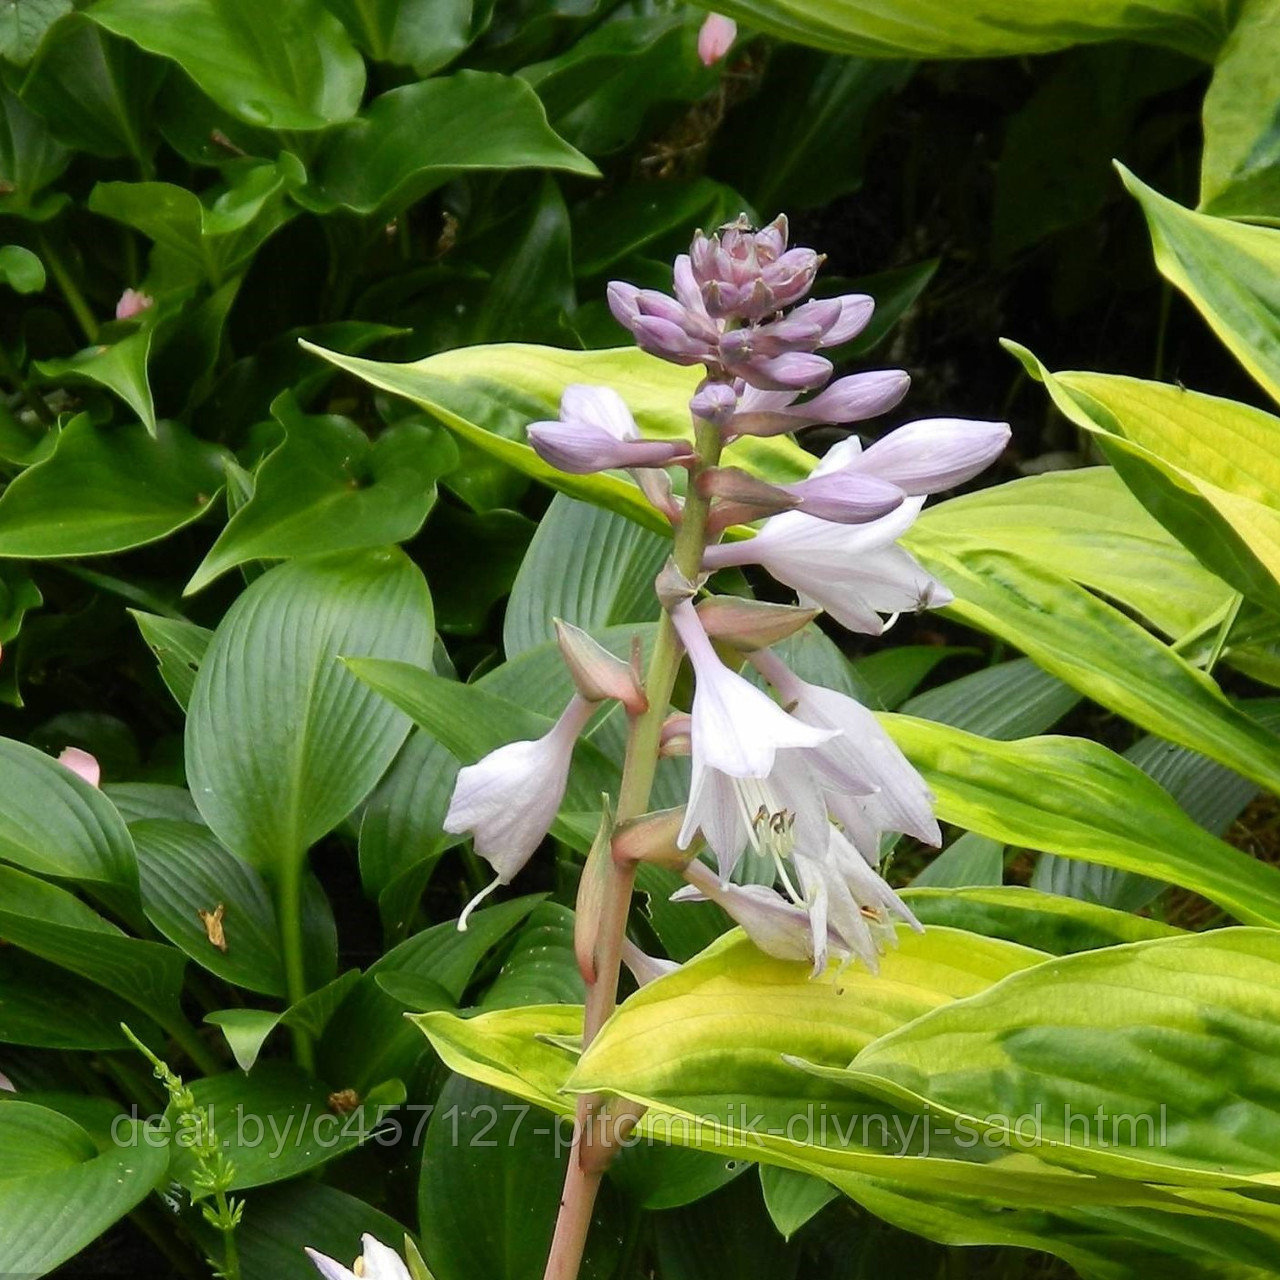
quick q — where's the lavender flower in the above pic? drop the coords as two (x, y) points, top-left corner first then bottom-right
(607, 216), (878, 393)
(527, 385), (693, 474)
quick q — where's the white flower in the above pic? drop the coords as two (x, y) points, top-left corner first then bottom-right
(793, 826), (922, 974)
(669, 600), (842, 877)
(844, 418), (1010, 495)
(756, 650), (941, 857)
(701, 497), (951, 635)
(443, 692), (595, 927)
(306, 1234), (411, 1280)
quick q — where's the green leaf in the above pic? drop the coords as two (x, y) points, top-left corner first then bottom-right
(0, 736), (135, 887)
(521, 10), (716, 157)
(912, 833), (1003, 889)
(206, 970), (359, 1069)
(1004, 343), (1280, 611)
(565, 928), (1043, 1111)
(759, 1166), (838, 1241)
(845, 929), (1280, 1187)
(570, 179), (739, 281)
(134, 818), (290, 996)
(301, 341), (815, 533)
(319, 896), (541, 1091)
(907, 543), (1280, 797)
(89, 158), (305, 289)
(898, 886), (1183, 955)
(19, 15), (162, 161)
(343, 657), (620, 833)
(419, 504), (534, 637)
(847, 645), (969, 711)
(504, 493), (665, 657)
(911, 466), (1233, 642)
(85, 0), (365, 130)
(185, 549), (434, 875)
(0, 85), (68, 220)
(236, 1183), (409, 1280)
(885, 714), (1280, 928)
(0, 948), (153, 1049)
(701, 0), (1226, 60)
(479, 901), (584, 1011)
(900, 657), (1079, 740)
(471, 174), (573, 345)
(0, 0), (71, 63)
(0, 244), (43, 293)
(322, 0), (472, 73)
(188, 396), (456, 593)
(0, 1103), (168, 1278)
(35, 329), (156, 431)
(1120, 165), (1280, 402)
(129, 611), (211, 711)
(0, 862), (184, 1028)
(359, 729), (459, 936)
(1198, 0), (1280, 219)
(174, 1063), (403, 1190)
(419, 1073), (619, 1280)
(653, 1175), (796, 1280)
(303, 71), (597, 217)
(715, 47), (910, 213)
(0, 416), (224, 556)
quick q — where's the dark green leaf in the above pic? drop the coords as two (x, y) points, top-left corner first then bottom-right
(129, 611), (211, 711)
(186, 550), (434, 876)
(0, 243), (43, 293)
(0, 736), (135, 887)
(504, 494), (665, 658)
(0, 85), (68, 220)
(303, 71), (597, 217)
(323, 0), (473, 74)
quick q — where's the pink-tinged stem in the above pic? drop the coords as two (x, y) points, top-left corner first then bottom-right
(542, 411), (723, 1280)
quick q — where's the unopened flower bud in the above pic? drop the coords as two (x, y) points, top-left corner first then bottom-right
(555, 619), (646, 713)
(115, 288), (153, 321)
(690, 381), (737, 428)
(58, 746), (100, 788)
(699, 465), (801, 531)
(697, 12), (737, 65)
(612, 807), (692, 869)
(659, 713), (692, 757)
(695, 597), (820, 651)
(736, 350), (832, 392)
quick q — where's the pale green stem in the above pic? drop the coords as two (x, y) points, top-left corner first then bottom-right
(38, 234), (99, 344)
(277, 856), (315, 1072)
(543, 416), (723, 1280)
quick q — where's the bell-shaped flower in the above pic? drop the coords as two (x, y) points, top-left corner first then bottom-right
(755, 648), (940, 853)
(845, 418), (1011, 494)
(527, 384), (693, 474)
(697, 12), (738, 65)
(792, 827), (922, 974)
(669, 599), (853, 876)
(702, 498), (951, 635)
(674, 860), (816, 963)
(306, 1234), (411, 1280)
(443, 693), (596, 927)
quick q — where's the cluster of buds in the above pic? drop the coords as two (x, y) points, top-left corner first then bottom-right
(445, 215), (1010, 976)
